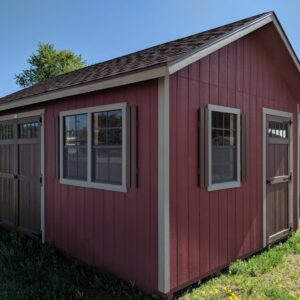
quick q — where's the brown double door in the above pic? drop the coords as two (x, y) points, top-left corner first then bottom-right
(0, 116), (42, 237)
(266, 115), (291, 244)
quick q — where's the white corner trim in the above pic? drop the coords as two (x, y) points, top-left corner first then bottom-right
(0, 66), (168, 112)
(262, 107), (293, 247)
(59, 102), (127, 192)
(297, 108), (300, 228)
(40, 111), (45, 243)
(158, 76), (170, 293)
(168, 14), (273, 74)
(207, 104), (241, 191)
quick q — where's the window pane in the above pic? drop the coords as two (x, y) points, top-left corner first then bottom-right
(224, 130), (236, 146)
(93, 148), (109, 183)
(109, 148), (122, 184)
(19, 122), (39, 138)
(64, 114), (87, 146)
(224, 113), (236, 130)
(93, 147), (122, 184)
(63, 147), (87, 180)
(211, 110), (238, 185)
(0, 124), (13, 140)
(212, 129), (223, 146)
(92, 109), (123, 185)
(107, 128), (122, 145)
(268, 121), (288, 139)
(212, 147), (237, 184)
(212, 111), (223, 128)
(107, 110), (122, 127)
(76, 114), (87, 145)
(64, 115), (76, 145)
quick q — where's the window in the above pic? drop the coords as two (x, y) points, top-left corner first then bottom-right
(268, 121), (289, 139)
(208, 105), (240, 191)
(63, 114), (87, 180)
(19, 122), (39, 138)
(0, 124), (13, 140)
(92, 110), (122, 184)
(60, 103), (126, 192)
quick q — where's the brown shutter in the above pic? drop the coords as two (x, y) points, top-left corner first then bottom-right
(126, 106), (138, 188)
(198, 107), (209, 188)
(241, 114), (247, 182)
(54, 116), (60, 179)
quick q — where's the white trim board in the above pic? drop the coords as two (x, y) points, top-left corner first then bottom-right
(262, 108), (293, 247)
(158, 76), (170, 293)
(0, 13), (299, 112)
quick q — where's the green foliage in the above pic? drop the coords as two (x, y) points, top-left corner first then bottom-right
(179, 231), (300, 300)
(15, 42), (86, 88)
(0, 230), (155, 300)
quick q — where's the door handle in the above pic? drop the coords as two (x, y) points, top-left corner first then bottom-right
(267, 175), (290, 185)
(13, 174), (18, 179)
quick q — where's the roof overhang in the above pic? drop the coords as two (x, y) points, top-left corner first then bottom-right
(0, 12), (299, 112)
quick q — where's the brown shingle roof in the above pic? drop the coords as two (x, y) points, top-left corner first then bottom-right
(1, 12), (270, 104)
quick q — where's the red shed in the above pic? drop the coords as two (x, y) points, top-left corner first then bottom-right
(0, 11), (300, 299)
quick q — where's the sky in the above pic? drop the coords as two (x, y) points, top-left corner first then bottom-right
(0, 0), (299, 97)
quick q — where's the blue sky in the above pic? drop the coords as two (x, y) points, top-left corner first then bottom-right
(1, 0), (299, 97)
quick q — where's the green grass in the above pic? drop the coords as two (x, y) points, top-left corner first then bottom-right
(0, 229), (156, 300)
(179, 231), (300, 300)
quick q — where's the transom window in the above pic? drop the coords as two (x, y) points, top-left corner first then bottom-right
(0, 124), (13, 140)
(268, 121), (289, 139)
(208, 105), (240, 191)
(60, 103), (126, 192)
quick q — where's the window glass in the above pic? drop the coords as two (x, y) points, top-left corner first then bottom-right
(0, 124), (13, 140)
(19, 122), (39, 139)
(63, 114), (87, 180)
(268, 121), (288, 139)
(211, 111), (237, 184)
(92, 109), (122, 185)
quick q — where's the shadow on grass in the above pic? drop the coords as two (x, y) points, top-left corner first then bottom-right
(0, 229), (157, 300)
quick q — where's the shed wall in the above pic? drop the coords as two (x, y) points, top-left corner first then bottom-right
(41, 80), (159, 292)
(169, 30), (298, 291)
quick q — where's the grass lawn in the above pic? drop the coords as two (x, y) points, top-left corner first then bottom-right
(178, 231), (300, 300)
(0, 229), (156, 300)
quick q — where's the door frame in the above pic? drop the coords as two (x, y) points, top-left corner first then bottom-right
(262, 107), (293, 247)
(0, 109), (45, 243)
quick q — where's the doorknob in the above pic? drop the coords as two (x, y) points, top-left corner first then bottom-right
(13, 174), (18, 179)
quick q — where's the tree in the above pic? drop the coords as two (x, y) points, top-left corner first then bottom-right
(15, 42), (86, 88)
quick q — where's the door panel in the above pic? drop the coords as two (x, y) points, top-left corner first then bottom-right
(0, 122), (16, 228)
(0, 116), (42, 237)
(17, 117), (41, 235)
(266, 115), (291, 243)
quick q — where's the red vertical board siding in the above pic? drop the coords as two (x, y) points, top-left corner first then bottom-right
(40, 80), (159, 293)
(169, 29), (299, 290)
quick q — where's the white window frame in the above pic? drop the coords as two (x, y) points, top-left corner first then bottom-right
(59, 102), (127, 192)
(208, 104), (241, 191)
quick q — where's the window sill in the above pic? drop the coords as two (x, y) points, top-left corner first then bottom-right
(59, 178), (127, 193)
(208, 181), (240, 192)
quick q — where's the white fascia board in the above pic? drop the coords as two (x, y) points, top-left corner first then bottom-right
(168, 14), (273, 74)
(0, 66), (168, 112)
